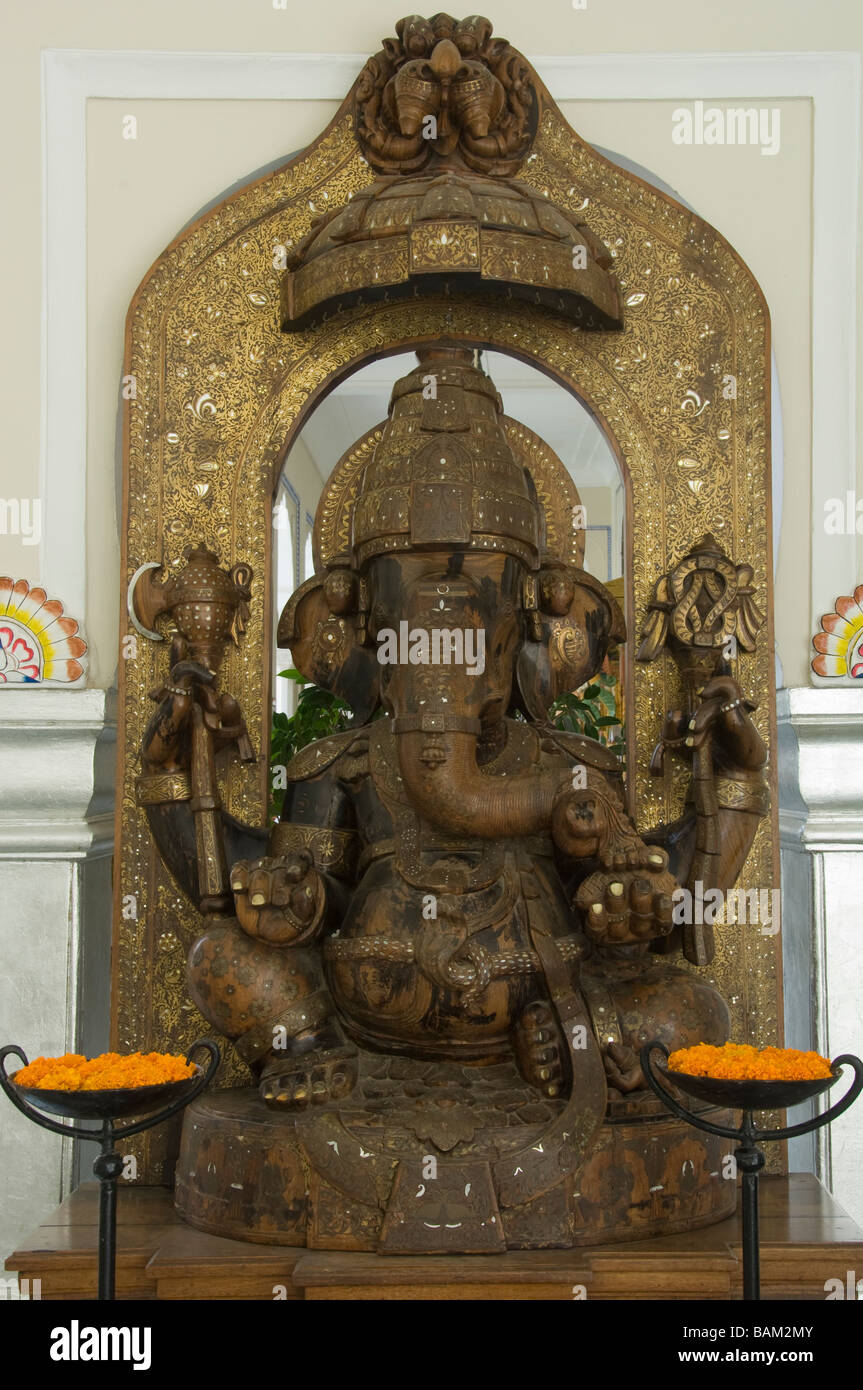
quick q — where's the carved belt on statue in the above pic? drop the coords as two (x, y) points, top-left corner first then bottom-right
(324, 933), (583, 977)
(357, 834), (553, 876)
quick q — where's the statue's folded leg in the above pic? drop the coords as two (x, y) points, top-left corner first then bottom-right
(186, 918), (357, 1109)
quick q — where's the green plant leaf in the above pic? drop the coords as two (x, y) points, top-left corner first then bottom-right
(268, 679), (354, 823)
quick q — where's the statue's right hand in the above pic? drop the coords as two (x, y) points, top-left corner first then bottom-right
(141, 683), (196, 773)
(575, 855), (676, 945)
(230, 853), (324, 946)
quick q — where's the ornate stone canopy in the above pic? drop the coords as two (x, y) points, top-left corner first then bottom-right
(280, 13), (621, 330)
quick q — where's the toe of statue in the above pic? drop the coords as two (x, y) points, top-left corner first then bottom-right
(258, 1045), (358, 1110)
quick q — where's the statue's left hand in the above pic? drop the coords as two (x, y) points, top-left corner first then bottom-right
(686, 675), (766, 773)
(230, 852), (325, 946)
(575, 851), (676, 945)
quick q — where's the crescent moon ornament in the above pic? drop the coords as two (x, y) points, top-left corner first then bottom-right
(127, 561), (165, 642)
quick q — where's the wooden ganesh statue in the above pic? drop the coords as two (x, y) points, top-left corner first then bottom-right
(133, 345), (770, 1251)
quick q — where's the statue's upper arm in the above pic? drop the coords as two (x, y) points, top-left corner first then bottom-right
(273, 729), (362, 880)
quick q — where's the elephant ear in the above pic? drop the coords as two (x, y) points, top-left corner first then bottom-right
(516, 567), (626, 720)
(278, 573), (380, 723)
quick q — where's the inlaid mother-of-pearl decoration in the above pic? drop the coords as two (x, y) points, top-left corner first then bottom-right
(811, 586), (863, 678)
(0, 577), (87, 684)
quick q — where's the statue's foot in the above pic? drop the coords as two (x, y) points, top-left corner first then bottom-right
(259, 1042), (357, 1110)
(514, 999), (564, 1099)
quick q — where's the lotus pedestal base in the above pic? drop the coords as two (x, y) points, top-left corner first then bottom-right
(174, 1082), (737, 1252)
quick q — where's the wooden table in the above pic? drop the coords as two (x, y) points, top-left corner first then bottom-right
(7, 1174), (861, 1300)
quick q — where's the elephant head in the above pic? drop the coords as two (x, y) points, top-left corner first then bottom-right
(281, 347), (624, 838)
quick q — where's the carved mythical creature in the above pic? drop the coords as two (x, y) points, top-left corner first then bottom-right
(354, 12), (537, 175)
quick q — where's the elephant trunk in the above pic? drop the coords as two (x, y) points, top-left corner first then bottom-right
(394, 721), (563, 839)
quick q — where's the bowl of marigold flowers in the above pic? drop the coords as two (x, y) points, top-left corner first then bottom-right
(6, 1049), (204, 1120)
(659, 1041), (840, 1111)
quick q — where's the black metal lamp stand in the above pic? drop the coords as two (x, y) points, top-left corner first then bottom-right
(641, 1042), (863, 1301)
(0, 1038), (220, 1301)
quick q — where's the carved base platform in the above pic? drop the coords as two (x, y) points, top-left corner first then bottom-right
(174, 1079), (737, 1252)
(7, 1176), (861, 1299)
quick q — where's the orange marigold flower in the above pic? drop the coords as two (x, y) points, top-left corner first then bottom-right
(14, 1051), (195, 1091)
(667, 1042), (832, 1082)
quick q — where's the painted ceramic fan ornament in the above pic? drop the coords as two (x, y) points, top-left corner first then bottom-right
(811, 586), (863, 678)
(0, 578), (87, 684)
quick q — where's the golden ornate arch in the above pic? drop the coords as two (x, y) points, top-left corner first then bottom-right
(115, 69), (777, 1180)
